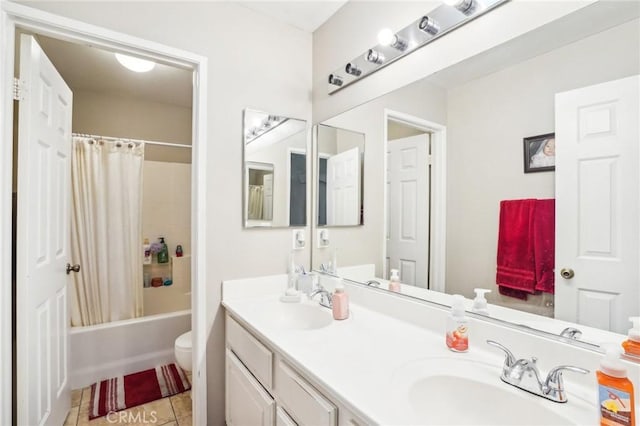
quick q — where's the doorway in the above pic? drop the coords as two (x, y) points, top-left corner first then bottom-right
(1, 3), (208, 425)
(383, 109), (447, 293)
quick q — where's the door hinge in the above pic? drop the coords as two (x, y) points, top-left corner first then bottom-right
(13, 77), (24, 101)
(427, 154), (433, 165)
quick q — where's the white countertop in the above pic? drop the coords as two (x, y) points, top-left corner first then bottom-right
(222, 278), (600, 425)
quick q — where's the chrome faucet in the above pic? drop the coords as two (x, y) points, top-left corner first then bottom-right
(559, 327), (582, 340)
(309, 285), (333, 309)
(486, 340), (589, 403)
(364, 280), (381, 287)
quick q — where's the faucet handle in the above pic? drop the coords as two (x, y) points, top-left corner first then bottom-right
(486, 340), (517, 367)
(559, 327), (582, 340)
(545, 365), (589, 388)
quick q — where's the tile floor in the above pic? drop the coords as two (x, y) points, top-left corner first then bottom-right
(64, 373), (192, 426)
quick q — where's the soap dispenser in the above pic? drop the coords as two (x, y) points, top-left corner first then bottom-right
(332, 278), (349, 320)
(446, 294), (469, 352)
(389, 269), (401, 293)
(622, 317), (640, 358)
(471, 288), (491, 316)
(280, 251), (301, 303)
(596, 344), (635, 426)
(157, 237), (169, 264)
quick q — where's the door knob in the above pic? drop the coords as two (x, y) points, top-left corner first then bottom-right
(66, 263), (80, 274)
(560, 268), (575, 279)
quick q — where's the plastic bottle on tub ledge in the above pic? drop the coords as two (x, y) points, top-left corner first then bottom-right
(157, 237), (169, 264)
(143, 238), (152, 265)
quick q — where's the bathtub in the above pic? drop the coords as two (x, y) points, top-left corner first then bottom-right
(70, 309), (191, 389)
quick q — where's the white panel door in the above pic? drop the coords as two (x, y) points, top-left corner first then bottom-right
(225, 349), (275, 426)
(555, 75), (639, 333)
(16, 35), (73, 426)
(263, 174), (274, 221)
(386, 134), (430, 287)
(326, 147), (360, 226)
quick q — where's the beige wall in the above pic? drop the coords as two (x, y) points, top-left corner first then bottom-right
(446, 19), (640, 313)
(22, 3), (313, 425)
(72, 90), (192, 163)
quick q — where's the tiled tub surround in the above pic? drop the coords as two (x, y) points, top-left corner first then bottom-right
(222, 274), (640, 425)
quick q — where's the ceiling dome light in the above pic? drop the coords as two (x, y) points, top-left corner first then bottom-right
(115, 53), (156, 73)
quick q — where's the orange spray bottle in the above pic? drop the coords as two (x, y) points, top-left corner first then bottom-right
(596, 345), (635, 426)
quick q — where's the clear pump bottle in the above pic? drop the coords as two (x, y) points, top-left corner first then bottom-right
(446, 295), (469, 352)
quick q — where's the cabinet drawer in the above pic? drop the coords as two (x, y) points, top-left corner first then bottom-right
(226, 315), (273, 389)
(275, 359), (337, 426)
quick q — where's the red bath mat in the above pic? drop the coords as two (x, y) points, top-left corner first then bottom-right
(89, 363), (190, 419)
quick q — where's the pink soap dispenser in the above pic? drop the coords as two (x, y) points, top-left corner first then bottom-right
(389, 269), (402, 293)
(332, 279), (349, 320)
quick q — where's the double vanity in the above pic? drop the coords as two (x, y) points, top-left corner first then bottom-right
(222, 273), (637, 425)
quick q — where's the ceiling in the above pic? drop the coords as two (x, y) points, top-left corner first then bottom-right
(35, 34), (193, 108)
(238, 1), (348, 33)
(31, 1), (349, 108)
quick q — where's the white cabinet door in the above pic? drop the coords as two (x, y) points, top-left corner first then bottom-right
(555, 75), (639, 333)
(276, 406), (297, 426)
(226, 349), (275, 426)
(16, 34), (73, 426)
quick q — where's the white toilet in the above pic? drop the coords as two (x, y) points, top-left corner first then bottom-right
(174, 331), (192, 372)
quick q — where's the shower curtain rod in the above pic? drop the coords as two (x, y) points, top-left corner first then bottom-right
(72, 133), (192, 149)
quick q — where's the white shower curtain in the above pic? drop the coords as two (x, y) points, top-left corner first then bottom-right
(248, 185), (264, 220)
(70, 137), (144, 326)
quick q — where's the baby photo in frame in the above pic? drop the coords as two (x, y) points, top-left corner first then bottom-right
(524, 133), (555, 173)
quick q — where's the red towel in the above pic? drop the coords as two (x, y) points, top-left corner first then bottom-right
(496, 199), (537, 299)
(533, 199), (555, 293)
(496, 199), (555, 300)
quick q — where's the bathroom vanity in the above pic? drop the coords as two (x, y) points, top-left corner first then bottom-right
(222, 274), (637, 425)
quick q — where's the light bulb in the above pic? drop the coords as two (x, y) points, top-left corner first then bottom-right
(115, 53), (155, 73)
(377, 28), (396, 46)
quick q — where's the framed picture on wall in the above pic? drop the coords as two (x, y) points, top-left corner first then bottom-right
(523, 133), (555, 173)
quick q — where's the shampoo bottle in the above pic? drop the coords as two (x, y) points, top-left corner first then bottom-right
(471, 288), (491, 316)
(446, 295), (469, 352)
(622, 317), (640, 358)
(332, 279), (349, 320)
(143, 238), (152, 265)
(157, 237), (169, 264)
(596, 345), (635, 426)
(389, 269), (401, 293)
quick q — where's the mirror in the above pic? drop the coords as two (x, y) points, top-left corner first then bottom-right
(311, 6), (640, 347)
(315, 124), (365, 226)
(243, 109), (308, 228)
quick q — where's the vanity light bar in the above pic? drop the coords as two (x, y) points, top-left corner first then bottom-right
(327, 0), (510, 94)
(245, 115), (288, 143)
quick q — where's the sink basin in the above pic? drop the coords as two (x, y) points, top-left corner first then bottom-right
(391, 357), (594, 425)
(253, 302), (334, 330)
